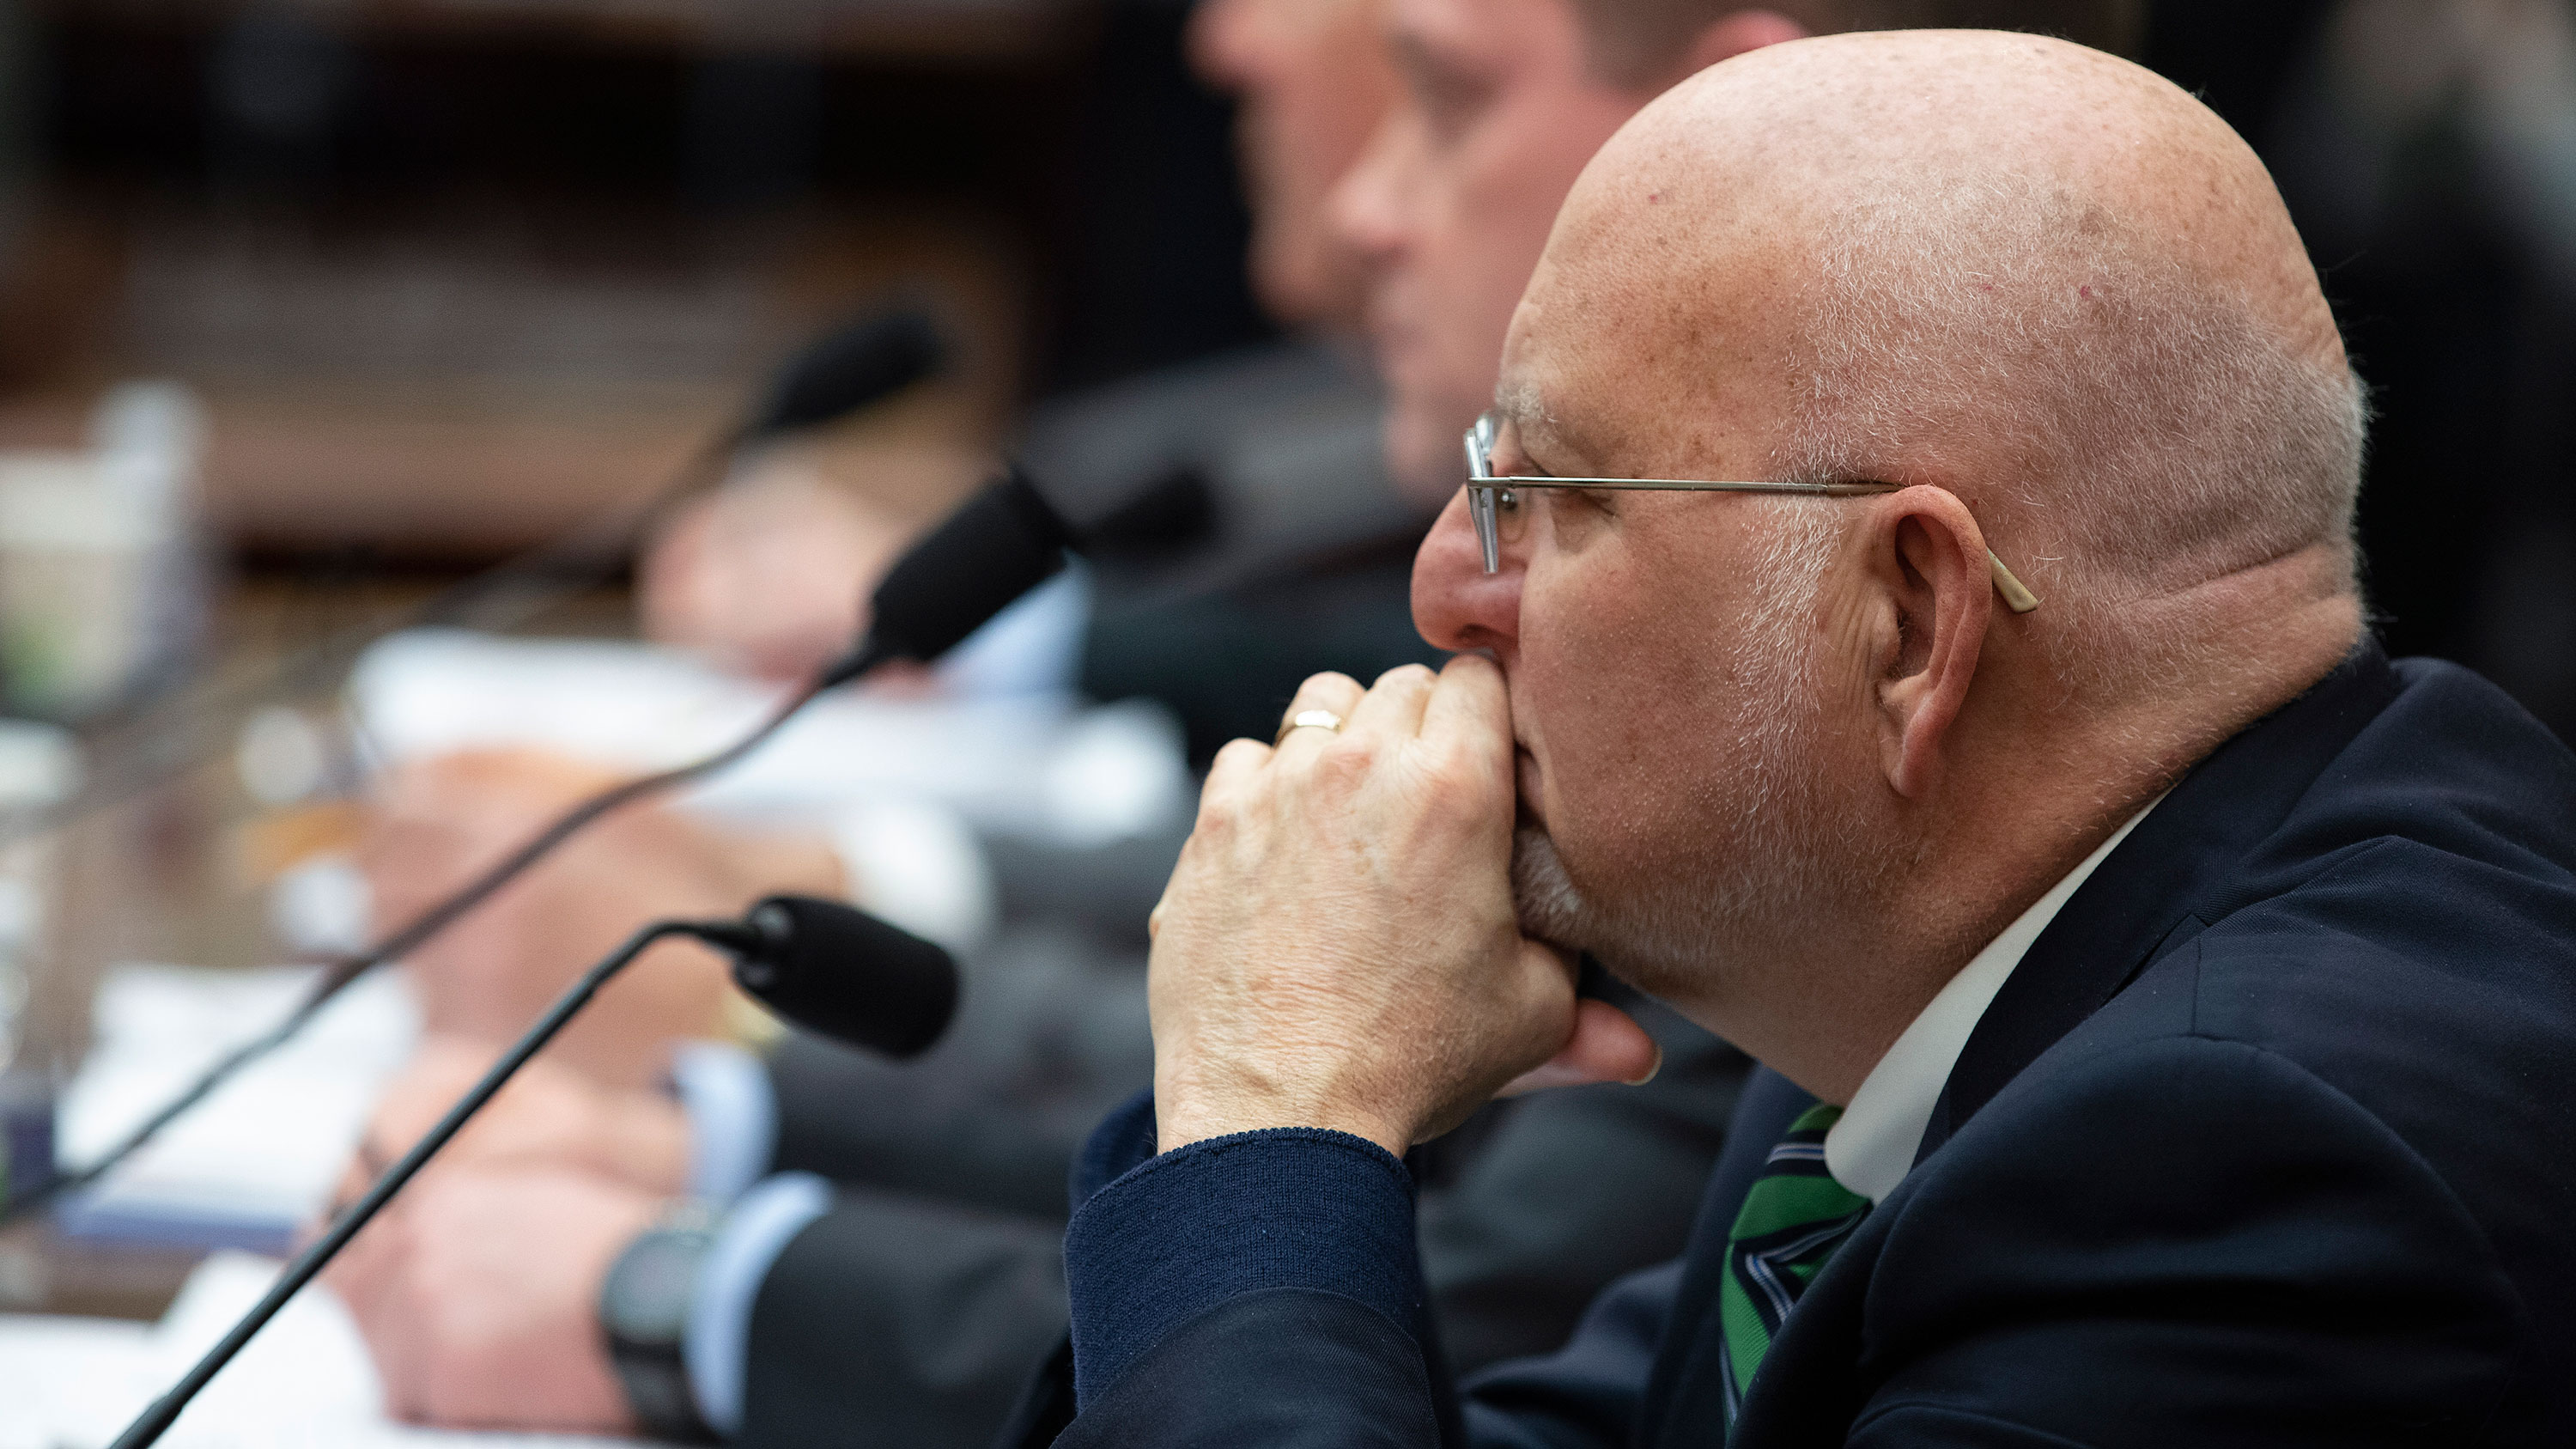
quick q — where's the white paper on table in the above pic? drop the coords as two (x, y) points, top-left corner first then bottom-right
(53, 966), (420, 1249)
(0, 1251), (647, 1448)
(344, 628), (1189, 845)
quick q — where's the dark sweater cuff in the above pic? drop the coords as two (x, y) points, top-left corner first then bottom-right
(1063, 1121), (1423, 1405)
(1071, 1089), (1162, 1206)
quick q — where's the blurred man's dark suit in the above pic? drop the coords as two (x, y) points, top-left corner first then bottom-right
(1019, 641), (2576, 1446)
(709, 340), (1750, 1446)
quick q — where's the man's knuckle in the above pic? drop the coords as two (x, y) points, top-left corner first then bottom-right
(1194, 792), (1242, 835)
(1313, 738), (1379, 784)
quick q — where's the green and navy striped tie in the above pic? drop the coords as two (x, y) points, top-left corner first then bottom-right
(1717, 1103), (1871, 1434)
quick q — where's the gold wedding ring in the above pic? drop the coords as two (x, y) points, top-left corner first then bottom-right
(1274, 709), (1346, 746)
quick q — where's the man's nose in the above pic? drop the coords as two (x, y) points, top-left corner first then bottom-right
(1328, 114), (1413, 267)
(1413, 488), (1521, 655)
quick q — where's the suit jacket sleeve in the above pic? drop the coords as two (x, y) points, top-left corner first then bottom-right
(738, 1185), (1070, 1449)
(1750, 1032), (2529, 1447)
(763, 926), (1154, 1221)
(1046, 1093), (1682, 1449)
(1047, 1103), (1447, 1449)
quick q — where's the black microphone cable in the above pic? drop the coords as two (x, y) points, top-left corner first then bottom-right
(0, 465), (1072, 1231)
(103, 892), (959, 1449)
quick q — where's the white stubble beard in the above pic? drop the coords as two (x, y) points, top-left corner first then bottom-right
(1507, 509), (1894, 1005)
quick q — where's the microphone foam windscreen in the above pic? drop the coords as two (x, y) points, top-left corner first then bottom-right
(864, 466), (1072, 664)
(734, 896), (958, 1060)
(744, 309), (945, 441)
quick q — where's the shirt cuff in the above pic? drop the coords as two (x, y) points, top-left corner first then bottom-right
(1062, 1122), (1423, 1406)
(683, 1172), (833, 1437)
(827, 797), (997, 954)
(671, 1040), (776, 1204)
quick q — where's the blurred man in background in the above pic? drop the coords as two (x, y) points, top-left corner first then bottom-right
(331, 0), (2133, 1443)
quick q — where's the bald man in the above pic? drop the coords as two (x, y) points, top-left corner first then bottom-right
(1017, 31), (2576, 1449)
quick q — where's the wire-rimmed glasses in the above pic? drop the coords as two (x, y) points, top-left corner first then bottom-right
(1462, 411), (2040, 612)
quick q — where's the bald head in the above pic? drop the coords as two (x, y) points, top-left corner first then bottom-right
(1417, 30), (2370, 1092)
(1511, 30), (2364, 701)
(1567, 0), (2144, 85)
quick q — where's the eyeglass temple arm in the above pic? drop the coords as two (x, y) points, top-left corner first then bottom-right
(1987, 552), (2039, 613)
(1462, 478), (2040, 612)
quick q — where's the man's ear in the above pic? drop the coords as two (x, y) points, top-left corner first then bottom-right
(1867, 489), (1994, 799)
(1679, 9), (1811, 76)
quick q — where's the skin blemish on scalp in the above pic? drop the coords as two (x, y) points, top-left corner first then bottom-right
(1648, 191), (1662, 203)
(2081, 284), (2094, 299)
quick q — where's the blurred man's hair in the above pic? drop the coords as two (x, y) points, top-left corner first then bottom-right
(1574, 2), (2146, 85)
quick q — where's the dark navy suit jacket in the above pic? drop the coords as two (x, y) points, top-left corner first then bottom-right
(1014, 644), (2576, 1447)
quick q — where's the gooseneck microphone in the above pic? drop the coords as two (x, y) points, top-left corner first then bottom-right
(819, 464), (1072, 684)
(717, 894), (959, 1057)
(105, 896), (957, 1449)
(0, 461), (1072, 1232)
(9, 304), (949, 859)
(733, 308), (945, 444)
(399, 304), (956, 648)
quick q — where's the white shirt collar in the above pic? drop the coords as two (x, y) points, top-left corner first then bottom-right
(1821, 800), (2160, 1203)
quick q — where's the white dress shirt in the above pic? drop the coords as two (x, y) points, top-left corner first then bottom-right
(1823, 801), (2160, 1203)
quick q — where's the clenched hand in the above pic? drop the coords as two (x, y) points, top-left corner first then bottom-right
(1147, 659), (1657, 1157)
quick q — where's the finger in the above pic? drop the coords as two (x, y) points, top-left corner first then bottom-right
(1344, 663), (1439, 742)
(1270, 672), (1367, 758)
(1422, 654), (1511, 756)
(1201, 736), (1273, 802)
(1498, 997), (1663, 1096)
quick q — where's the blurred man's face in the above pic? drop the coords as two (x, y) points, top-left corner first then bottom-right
(1332, 0), (1647, 498)
(1189, 0), (1398, 329)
